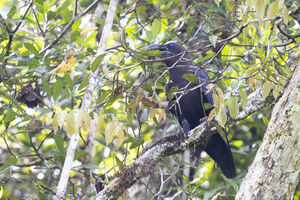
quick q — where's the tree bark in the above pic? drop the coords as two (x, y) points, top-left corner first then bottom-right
(236, 60), (300, 199)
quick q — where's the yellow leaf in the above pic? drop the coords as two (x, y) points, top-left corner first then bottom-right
(66, 110), (77, 136)
(80, 110), (90, 131)
(0, 185), (3, 199)
(228, 95), (239, 119)
(40, 113), (50, 125)
(216, 103), (227, 128)
(160, 19), (168, 34)
(216, 87), (225, 104)
(213, 91), (227, 127)
(267, 0), (279, 19)
(272, 85), (282, 99)
(279, 0), (284, 7)
(247, 0), (256, 9)
(149, 108), (157, 119)
(49, 53), (75, 77)
(116, 125), (125, 148)
(58, 110), (67, 128)
(212, 93), (220, 113)
(208, 109), (215, 122)
(105, 122), (115, 144)
(282, 5), (289, 25)
(80, 27), (98, 36)
(95, 113), (106, 134)
(255, 0), (267, 19)
(205, 83), (215, 94)
(52, 113), (59, 134)
(158, 109), (166, 121)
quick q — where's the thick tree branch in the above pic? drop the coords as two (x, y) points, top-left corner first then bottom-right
(236, 59), (300, 199)
(95, 88), (270, 200)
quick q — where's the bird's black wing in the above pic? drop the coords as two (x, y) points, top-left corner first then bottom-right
(194, 68), (236, 178)
(165, 81), (191, 133)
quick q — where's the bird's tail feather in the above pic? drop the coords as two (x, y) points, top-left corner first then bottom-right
(204, 133), (236, 178)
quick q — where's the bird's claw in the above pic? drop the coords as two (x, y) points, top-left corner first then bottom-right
(199, 116), (209, 124)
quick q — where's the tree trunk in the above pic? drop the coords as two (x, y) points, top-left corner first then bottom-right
(236, 60), (300, 199)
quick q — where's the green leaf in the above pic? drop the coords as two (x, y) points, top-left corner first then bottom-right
(239, 88), (248, 109)
(1, 6), (13, 19)
(172, 0), (180, 5)
(35, 0), (44, 5)
(126, 102), (135, 122)
(71, 31), (80, 43)
(115, 155), (124, 170)
(78, 75), (89, 91)
(224, 0), (234, 12)
(75, 62), (90, 72)
(76, 163), (98, 169)
(1, 156), (18, 171)
(130, 138), (144, 149)
(7, 5), (16, 19)
(54, 133), (65, 155)
(94, 138), (106, 146)
(74, 150), (87, 160)
(52, 79), (64, 100)
(228, 95), (239, 119)
(152, 18), (161, 40)
(4, 109), (16, 123)
(143, 49), (162, 57)
(144, 0), (159, 5)
(141, 83), (154, 94)
(56, 0), (72, 15)
(91, 54), (106, 72)
(61, 8), (72, 22)
(194, 52), (216, 63)
(24, 43), (40, 58)
(46, 11), (56, 21)
(41, 76), (51, 98)
(262, 80), (273, 99)
(64, 73), (74, 91)
(182, 73), (199, 83)
(187, 21), (196, 36)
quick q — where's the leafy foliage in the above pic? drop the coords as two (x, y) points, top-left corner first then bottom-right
(0, 0), (299, 199)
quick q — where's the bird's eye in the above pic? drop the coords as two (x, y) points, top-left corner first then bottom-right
(168, 43), (174, 49)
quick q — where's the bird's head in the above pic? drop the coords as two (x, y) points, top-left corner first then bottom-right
(146, 42), (191, 67)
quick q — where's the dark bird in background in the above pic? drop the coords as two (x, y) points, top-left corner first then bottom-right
(146, 42), (236, 178)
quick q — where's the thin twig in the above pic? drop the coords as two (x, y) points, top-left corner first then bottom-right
(40, 0), (101, 53)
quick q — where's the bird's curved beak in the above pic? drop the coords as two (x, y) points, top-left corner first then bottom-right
(146, 44), (167, 51)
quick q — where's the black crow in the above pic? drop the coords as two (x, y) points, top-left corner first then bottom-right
(147, 42), (236, 178)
